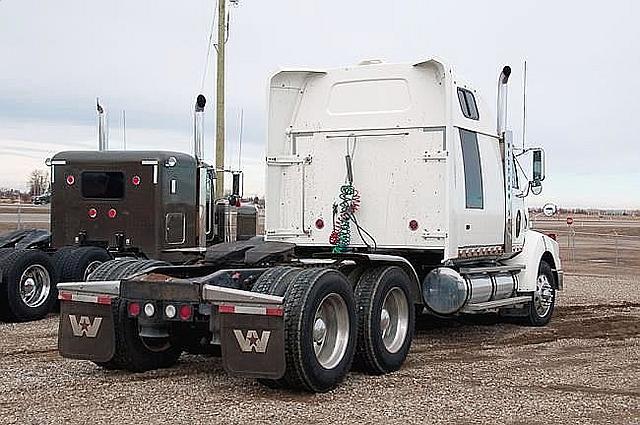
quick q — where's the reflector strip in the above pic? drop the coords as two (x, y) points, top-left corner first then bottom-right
(218, 304), (283, 317)
(58, 291), (112, 305)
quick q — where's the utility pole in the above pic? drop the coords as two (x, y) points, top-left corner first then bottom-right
(215, 0), (227, 198)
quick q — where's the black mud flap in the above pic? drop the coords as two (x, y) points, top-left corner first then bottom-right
(220, 313), (286, 379)
(58, 301), (115, 363)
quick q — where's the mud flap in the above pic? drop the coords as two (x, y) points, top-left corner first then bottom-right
(220, 312), (285, 379)
(58, 301), (115, 363)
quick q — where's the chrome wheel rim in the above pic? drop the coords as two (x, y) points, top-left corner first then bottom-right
(83, 260), (103, 280)
(534, 274), (554, 317)
(19, 264), (51, 308)
(380, 287), (409, 353)
(313, 293), (350, 369)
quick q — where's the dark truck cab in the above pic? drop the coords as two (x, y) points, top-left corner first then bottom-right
(50, 151), (215, 262)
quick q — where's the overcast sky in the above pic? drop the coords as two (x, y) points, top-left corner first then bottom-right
(1, 0), (638, 208)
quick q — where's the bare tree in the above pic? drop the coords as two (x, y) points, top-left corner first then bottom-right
(28, 169), (49, 196)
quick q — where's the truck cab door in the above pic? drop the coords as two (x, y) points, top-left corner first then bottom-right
(510, 157), (527, 249)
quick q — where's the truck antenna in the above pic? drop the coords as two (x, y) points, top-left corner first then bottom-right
(122, 110), (127, 150)
(237, 108), (243, 170)
(522, 60), (527, 149)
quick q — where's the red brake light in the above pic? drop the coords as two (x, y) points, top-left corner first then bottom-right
(128, 302), (141, 317)
(179, 304), (193, 321)
(88, 208), (97, 219)
(315, 218), (325, 230)
(108, 208), (117, 219)
(409, 220), (419, 231)
(66, 175), (75, 185)
(132, 175), (141, 186)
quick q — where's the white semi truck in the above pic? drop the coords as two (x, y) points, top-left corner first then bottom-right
(57, 58), (562, 393)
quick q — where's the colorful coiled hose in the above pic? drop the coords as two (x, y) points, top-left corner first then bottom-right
(329, 184), (361, 253)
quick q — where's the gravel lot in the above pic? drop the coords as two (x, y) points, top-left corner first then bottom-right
(1, 273), (638, 424)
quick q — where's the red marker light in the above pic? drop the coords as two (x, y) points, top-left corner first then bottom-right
(107, 208), (117, 219)
(179, 304), (193, 321)
(315, 218), (325, 230)
(66, 175), (75, 185)
(128, 302), (141, 317)
(131, 175), (141, 186)
(88, 208), (97, 219)
(409, 220), (419, 231)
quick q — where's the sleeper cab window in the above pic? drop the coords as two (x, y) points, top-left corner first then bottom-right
(457, 87), (479, 120)
(459, 129), (484, 209)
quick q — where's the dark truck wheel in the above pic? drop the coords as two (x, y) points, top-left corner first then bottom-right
(354, 266), (415, 374)
(87, 259), (177, 371)
(57, 247), (112, 283)
(526, 261), (556, 326)
(278, 267), (357, 392)
(251, 266), (305, 388)
(0, 249), (58, 322)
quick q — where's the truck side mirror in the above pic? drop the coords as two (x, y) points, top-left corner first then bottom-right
(532, 149), (545, 184)
(232, 172), (241, 197)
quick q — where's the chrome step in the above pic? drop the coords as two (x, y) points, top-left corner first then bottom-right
(459, 264), (525, 275)
(462, 295), (530, 312)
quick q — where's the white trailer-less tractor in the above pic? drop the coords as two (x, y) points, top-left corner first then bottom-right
(58, 58), (562, 392)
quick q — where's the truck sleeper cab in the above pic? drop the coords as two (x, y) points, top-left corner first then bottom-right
(57, 58), (562, 393)
(50, 151), (213, 262)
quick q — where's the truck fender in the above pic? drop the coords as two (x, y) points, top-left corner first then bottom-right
(503, 230), (563, 292)
(319, 253), (422, 305)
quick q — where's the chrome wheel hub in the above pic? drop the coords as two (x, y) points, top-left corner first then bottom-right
(534, 274), (554, 317)
(313, 293), (350, 370)
(19, 264), (51, 308)
(380, 287), (409, 353)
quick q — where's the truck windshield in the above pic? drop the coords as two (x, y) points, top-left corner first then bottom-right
(81, 171), (125, 199)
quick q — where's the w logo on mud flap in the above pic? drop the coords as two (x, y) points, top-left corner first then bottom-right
(233, 329), (271, 353)
(68, 315), (103, 338)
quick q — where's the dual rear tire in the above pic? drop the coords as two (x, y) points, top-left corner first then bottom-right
(86, 259), (181, 372)
(252, 265), (415, 392)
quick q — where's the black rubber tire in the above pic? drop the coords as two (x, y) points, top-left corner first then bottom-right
(353, 266), (415, 375)
(86, 258), (139, 281)
(117, 259), (168, 280)
(94, 298), (182, 372)
(251, 266), (305, 389)
(0, 248), (16, 262)
(52, 246), (78, 280)
(526, 261), (556, 326)
(0, 249), (58, 322)
(89, 259), (173, 370)
(59, 247), (112, 283)
(279, 267), (357, 393)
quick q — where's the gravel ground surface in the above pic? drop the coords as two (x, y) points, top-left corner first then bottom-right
(1, 274), (638, 424)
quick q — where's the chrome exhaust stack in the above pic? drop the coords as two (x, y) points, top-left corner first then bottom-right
(97, 98), (108, 151)
(194, 94), (207, 161)
(496, 66), (511, 135)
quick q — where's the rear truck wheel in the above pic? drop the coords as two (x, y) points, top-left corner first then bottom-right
(0, 249), (58, 322)
(251, 266), (305, 388)
(279, 268), (357, 392)
(58, 246), (112, 283)
(86, 258), (138, 281)
(353, 266), (415, 374)
(526, 261), (556, 326)
(87, 259), (174, 370)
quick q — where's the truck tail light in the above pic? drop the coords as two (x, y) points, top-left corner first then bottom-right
(108, 208), (117, 219)
(315, 218), (325, 230)
(179, 304), (193, 321)
(409, 220), (419, 231)
(66, 175), (75, 185)
(131, 175), (141, 186)
(88, 208), (97, 219)
(128, 302), (141, 317)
